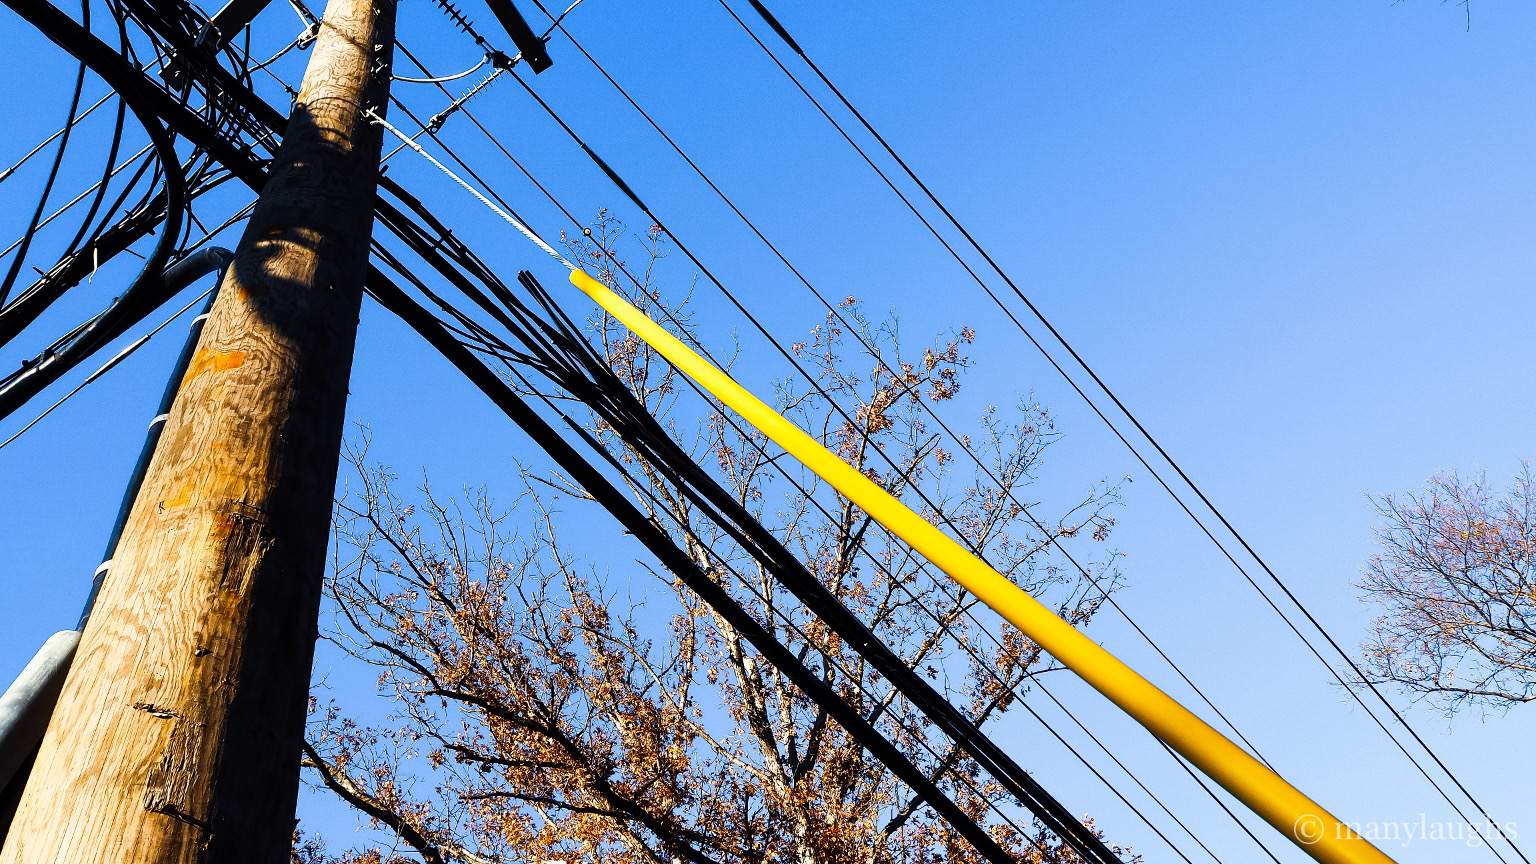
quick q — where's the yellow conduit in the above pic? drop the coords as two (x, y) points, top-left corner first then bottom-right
(569, 268), (1395, 864)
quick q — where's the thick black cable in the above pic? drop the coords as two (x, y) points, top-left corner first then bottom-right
(81, 26), (1118, 854)
(57, 91), (130, 266)
(0, 244), (228, 423)
(510, 351), (1068, 862)
(382, 56), (1216, 861)
(365, 266), (1021, 864)
(438, 62), (1254, 857)
(369, 239), (1064, 858)
(368, 186), (1123, 862)
(389, 196), (1124, 861)
(532, 19), (1279, 783)
(56, 0), (138, 268)
(381, 55), (1212, 859)
(0, 160), (200, 419)
(515, 268), (1127, 864)
(0, 0), (251, 349)
(0, 46), (85, 307)
(0, 0), (187, 380)
(722, 3), (1525, 859)
(373, 236), (1079, 862)
(8, 26), (198, 274)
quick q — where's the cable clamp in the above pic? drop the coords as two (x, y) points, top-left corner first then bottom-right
(148, 413), (170, 429)
(94, 559), (113, 578)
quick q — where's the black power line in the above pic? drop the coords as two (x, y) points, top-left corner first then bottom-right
(374, 242), (1070, 859)
(716, 2), (1526, 861)
(109, 6), (1257, 859)
(369, 179), (1128, 862)
(0, 0), (264, 352)
(400, 137), (1210, 861)
(374, 56), (1211, 859)
(527, 3), (1282, 784)
(0, 21), (86, 308)
(0, 0), (189, 382)
(433, 42), (1265, 857)
(365, 265), (1022, 864)
(384, 36), (1235, 863)
(69, 21), (1073, 855)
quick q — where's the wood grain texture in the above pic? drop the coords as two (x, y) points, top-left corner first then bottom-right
(0, 1), (394, 861)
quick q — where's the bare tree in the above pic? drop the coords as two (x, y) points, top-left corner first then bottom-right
(299, 214), (1132, 864)
(1357, 463), (1536, 711)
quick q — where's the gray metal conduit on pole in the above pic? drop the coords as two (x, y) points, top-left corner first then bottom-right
(0, 248), (229, 833)
(77, 249), (231, 627)
(0, 632), (77, 827)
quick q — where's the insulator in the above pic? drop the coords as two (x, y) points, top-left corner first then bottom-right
(427, 67), (503, 132)
(430, 0), (488, 47)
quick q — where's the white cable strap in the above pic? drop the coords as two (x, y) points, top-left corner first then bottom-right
(148, 413), (170, 429)
(94, 559), (112, 577)
(366, 108), (575, 271)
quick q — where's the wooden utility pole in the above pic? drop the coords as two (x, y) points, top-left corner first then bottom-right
(0, 0), (394, 860)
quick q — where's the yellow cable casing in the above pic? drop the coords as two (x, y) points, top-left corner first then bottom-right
(569, 268), (1394, 864)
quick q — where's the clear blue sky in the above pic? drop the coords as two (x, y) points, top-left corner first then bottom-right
(1, 1), (1532, 861)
